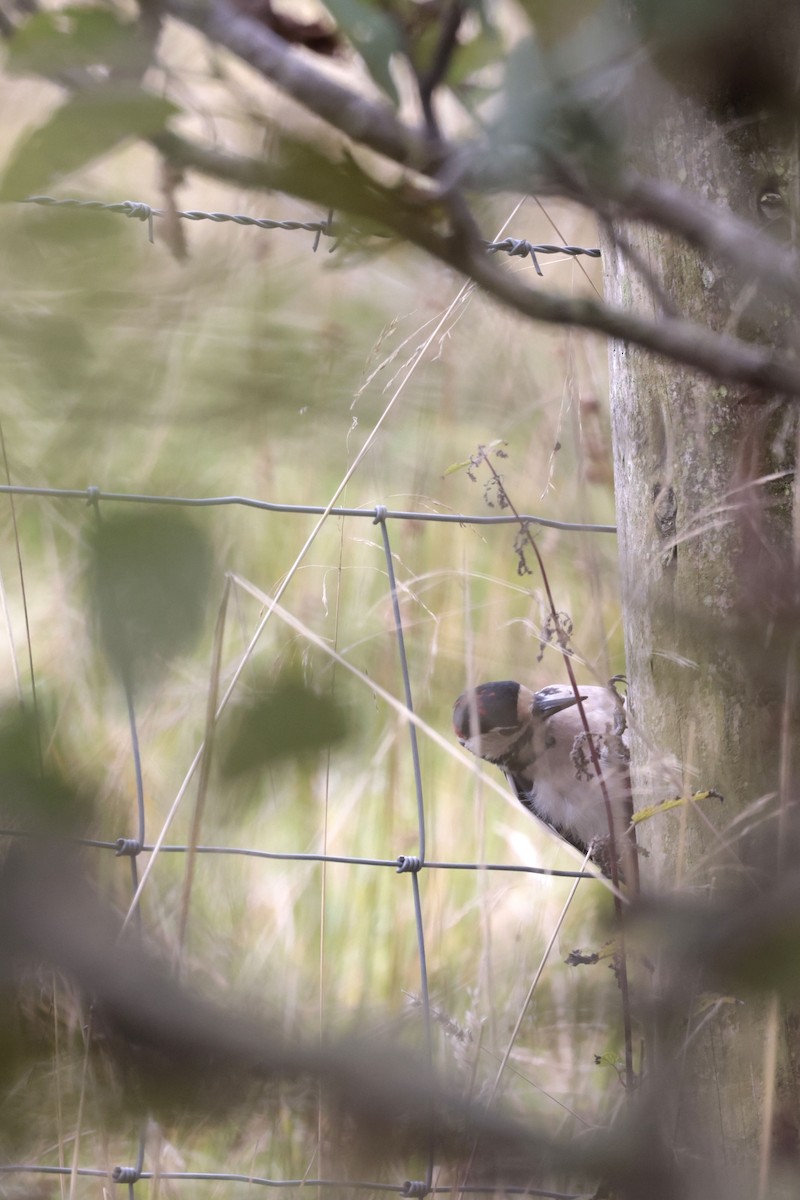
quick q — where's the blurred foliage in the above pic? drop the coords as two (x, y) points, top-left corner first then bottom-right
(0, 86), (177, 201)
(323, 0), (402, 102)
(86, 509), (214, 689)
(5, 5), (145, 78)
(219, 672), (350, 781)
(0, 704), (91, 833)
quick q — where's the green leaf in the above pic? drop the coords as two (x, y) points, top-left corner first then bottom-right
(86, 510), (214, 690)
(0, 706), (90, 833)
(0, 86), (178, 201)
(446, 27), (504, 87)
(220, 675), (349, 779)
(631, 788), (724, 826)
(323, 0), (401, 103)
(443, 458), (473, 477)
(7, 6), (142, 77)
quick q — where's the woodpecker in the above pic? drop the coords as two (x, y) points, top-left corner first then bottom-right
(453, 680), (633, 878)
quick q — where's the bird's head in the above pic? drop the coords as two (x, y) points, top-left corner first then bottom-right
(453, 680), (533, 764)
(453, 680), (585, 765)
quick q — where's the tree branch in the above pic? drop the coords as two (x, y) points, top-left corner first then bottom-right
(162, 0), (439, 171)
(161, 0), (800, 321)
(448, 236), (800, 396)
(416, 0), (465, 139)
(461, 146), (800, 310)
(154, 131), (800, 396)
(619, 172), (800, 309)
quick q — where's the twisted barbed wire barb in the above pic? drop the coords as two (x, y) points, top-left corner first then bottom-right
(485, 238), (602, 277)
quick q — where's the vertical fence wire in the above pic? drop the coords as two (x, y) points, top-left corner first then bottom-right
(375, 507), (435, 1195)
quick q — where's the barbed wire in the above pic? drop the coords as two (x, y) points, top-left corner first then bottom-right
(18, 196), (603, 268)
(485, 238), (601, 277)
(20, 194), (335, 246)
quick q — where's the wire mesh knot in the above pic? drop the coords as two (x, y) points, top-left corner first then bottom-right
(112, 1165), (142, 1183)
(401, 1181), (430, 1198)
(396, 854), (422, 874)
(85, 485), (101, 508)
(115, 837), (142, 858)
(372, 504), (388, 525)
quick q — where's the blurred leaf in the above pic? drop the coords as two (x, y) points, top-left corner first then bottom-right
(400, 2), (501, 89)
(0, 86), (178, 201)
(634, 885), (800, 999)
(443, 458), (473, 477)
(446, 26), (503, 86)
(323, 0), (401, 103)
(87, 510), (214, 689)
(518, 0), (603, 48)
(446, 82), (494, 119)
(695, 991), (741, 1015)
(565, 938), (616, 967)
(406, 20), (440, 78)
(492, 35), (549, 145)
(0, 706), (89, 831)
(632, 0), (732, 44)
(274, 138), (399, 235)
(7, 6), (142, 77)
(492, 35), (621, 188)
(0, 310), (93, 390)
(220, 675), (349, 780)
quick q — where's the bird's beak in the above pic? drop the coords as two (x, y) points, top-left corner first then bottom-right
(532, 690), (586, 717)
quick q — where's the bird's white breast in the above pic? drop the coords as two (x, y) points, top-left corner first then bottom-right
(527, 687), (629, 847)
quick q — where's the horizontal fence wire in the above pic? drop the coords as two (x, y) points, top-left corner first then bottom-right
(0, 830), (599, 878)
(18, 196), (602, 273)
(0, 1167), (590, 1198)
(0, 483), (616, 533)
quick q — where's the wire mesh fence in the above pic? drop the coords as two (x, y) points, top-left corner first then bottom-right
(0, 485), (614, 1198)
(0, 196), (612, 1200)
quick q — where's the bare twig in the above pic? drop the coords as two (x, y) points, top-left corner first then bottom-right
(415, 0), (466, 139)
(621, 172), (800, 309)
(468, 446), (636, 1094)
(463, 152), (800, 310)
